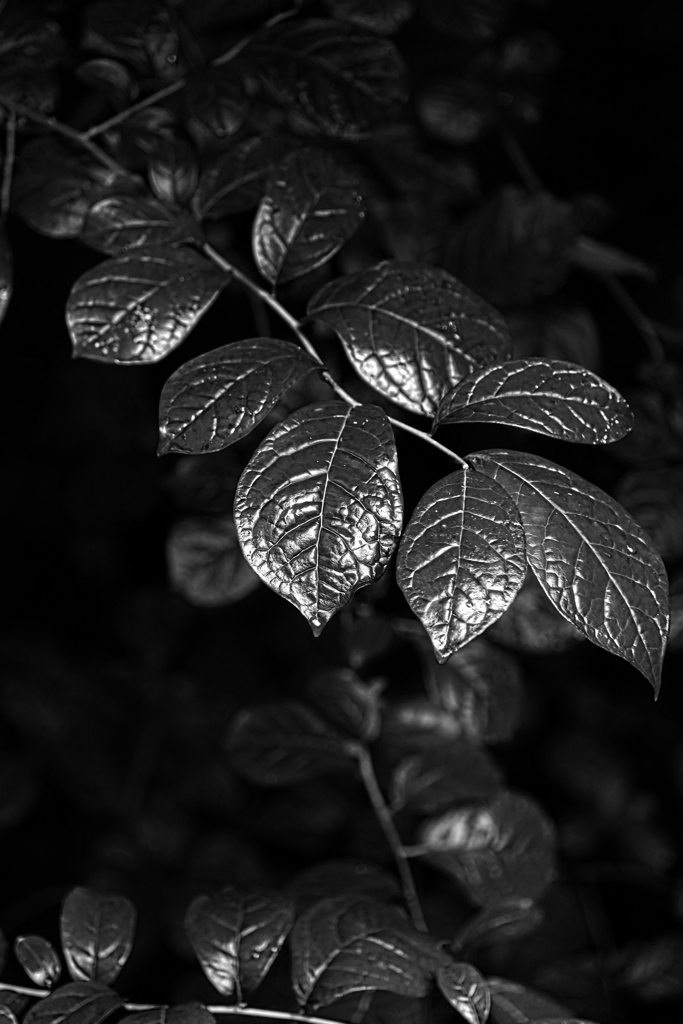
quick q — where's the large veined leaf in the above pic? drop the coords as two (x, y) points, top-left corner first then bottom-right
(60, 887), (136, 984)
(234, 402), (403, 634)
(307, 261), (512, 416)
(290, 897), (443, 1010)
(434, 359), (633, 444)
(81, 194), (201, 255)
(0, 227), (12, 327)
(185, 886), (295, 998)
(252, 148), (365, 285)
(66, 246), (228, 364)
(158, 338), (319, 455)
(195, 135), (296, 220)
(397, 470), (526, 661)
(469, 450), (670, 692)
(436, 962), (490, 1024)
(14, 936), (61, 988)
(24, 984), (124, 1024)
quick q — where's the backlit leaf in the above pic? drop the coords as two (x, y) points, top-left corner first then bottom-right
(434, 359), (633, 444)
(234, 402), (403, 635)
(487, 978), (574, 1024)
(321, 0), (416, 34)
(308, 261), (511, 416)
(397, 470), (526, 661)
(158, 338), (319, 455)
(0, 227), (12, 327)
(66, 246), (228, 364)
(166, 516), (260, 607)
(437, 961), (490, 1024)
(14, 936), (61, 988)
(81, 195), (201, 255)
(391, 742), (503, 813)
(185, 886), (294, 997)
(469, 450), (670, 692)
(253, 149), (365, 285)
(195, 135), (296, 220)
(24, 983), (124, 1024)
(60, 887), (136, 984)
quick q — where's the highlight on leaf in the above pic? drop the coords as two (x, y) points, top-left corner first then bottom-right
(60, 887), (136, 985)
(80, 194), (201, 256)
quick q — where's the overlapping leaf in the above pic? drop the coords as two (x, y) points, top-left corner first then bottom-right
(391, 742), (503, 814)
(158, 338), (319, 455)
(434, 359), (633, 443)
(166, 516), (260, 607)
(470, 450), (670, 691)
(184, 66), (248, 144)
(306, 669), (384, 741)
(14, 936), (61, 988)
(81, 195), (201, 255)
(185, 886), (294, 998)
(436, 962), (490, 1024)
(123, 1007), (215, 1024)
(0, 227), (12, 327)
(252, 149), (365, 285)
(234, 402), (403, 634)
(486, 978), (575, 1024)
(195, 135), (296, 220)
(24, 984), (124, 1024)
(397, 470), (526, 661)
(308, 262), (512, 416)
(60, 887), (136, 984)
(66, 246), (228, 364)
(452, 898), (543, 952)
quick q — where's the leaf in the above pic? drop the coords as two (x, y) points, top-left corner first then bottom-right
(396, 471), (526, 661)
(75, 59), (137, 105)
(14, 936), (62, 988)
(487, 572), (583, 654)
(434, 360), (633, 444)
(437, 961), (491, 1024)
(322, 0), (416, 34)
(60, 888), (136, 984)
(416, 77), (495, 146)
(469, 450), (670, 692)
(287, 860), (400, 909)
(166, 451), (244, 514)
(245, 19), (408, 140)
(166, 516), (260, 607)
(148, 140), (199, 207)
(234, 402), (403, 635)
(252, 148), (365, 285)
(66, 246), (228, 365)
(615, 466), (683, 561)
(452, 898), (543, 952)
(158, 338), (319, 455)
(308, 261), (512, 416)
(0, 227), (12, 328)
(81, 195), (201, 255)
(290, 896), (443, 1010)
(0, 1007), (18, 1024)
(506, 303), (601, 373)
(83, 0), (180, 80)
(423, 0), (509, 40)
(571, 235), (654, 279)
(195, 135), (296, 220)
(306, 668), (384, 740)
(24, 983), (124, 1024)
(418, 791), (557, 906)
(226, 701), (356, 786)
(184, 66), (248, 144)
(185, 886), (295, 997)
(487, 978), (574, 1024)
(391, 742), (502, 813)
(124, 1007), (216, 1024)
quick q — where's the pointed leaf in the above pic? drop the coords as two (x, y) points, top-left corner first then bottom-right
(487, 978), (574, 1024)
(437, 962), (490, 1024)
(253, 149), (365, 285)
(0, 227), (12, 327)
(434, 359), (633, 444)
(391, 742), (503, 814)
(290, 897), (443, 1010)
(234, 402), (403, 635)
(185, 886), (294, 997)
(308, 261), (511, 416)
(14, 936), (61, 988)
(469, 450), (670, 692)
(167, 516), (259, 607)
(66, 246), (228, 365)
(397, 471), (526, 661)
(24, 983), (124, 1024)
(81, 195), (201, 255)
(60, 888), (136, 984)
(158, 338), (319, 455)
(196, 135), (296, 220)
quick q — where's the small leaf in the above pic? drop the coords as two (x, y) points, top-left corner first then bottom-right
(75, 59), (137, 105)
(66, 246), (228, 365)
(253, 149), (365, 285)
(148, 139), (199, 207)
(416, 77), (495, 146)
(0, 227), (12, 327)
(227, 701), (356, 786)
(434, 359), (633, 444)
(290, 896), (443, 1010)
(321, 0), (416, 35)
(0, 1007), (18, 1024)
(487, 978), (574, 1024)
(166, 516), (260, 607)
(571, 235), (654, 279)
(81, 195), (201, 255)
(308, 261), (511, 416)
(437, 961), (490, 1024)
(196, 135), (296, 220)
(60, 888), (136, 984)
(469, 450), (670, 692)
(158, 338), (319, 455)
(391, 742), (503, 813)
(452, 898), (543, 952)
(24, 983), (124, 1024)
(185, 886), (294, 997)
(397, 471), (526, 661)
(234, 402), (403, 635)
(14, 936), (61, 988)
(306, 669), (384, 741)
(287, 860), (400, 909)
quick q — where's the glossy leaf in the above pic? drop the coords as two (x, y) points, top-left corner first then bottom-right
(397, 471), (526, 661)
(487, 978), (574, 1024)
(469, 450), (670, 692)
(185, 886), (294, 997)
(245, 19), (408, 140)
(66, 246), (228, 365)
(308, 261), (512, 416)
(81, 195), (201, 255)
(234, 402), (403, 635)
(166, 516), (260, 607)
(306, 669), (384, 741)
(434, 359), (633, 444)
(227, 701), (356, 786)
(0, 227), (12, 328)
(14, 936), (61, 988)
(322, 0), (416, 34)
(60, 887), (136, 984)
(391, 742), (502, 813)
(158, 338), (319, 455)
(290, 896), (443, 1010)
(287, 860), (400, 909)
(24, 983), (124, 1024)
(253, 149), (365, 285)
(437, 961), (490, 1024)
(195, 136), (296, 220)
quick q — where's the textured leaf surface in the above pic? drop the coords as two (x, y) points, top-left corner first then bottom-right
(290, 897), (443, 1010)
(196, 136), (296, 219)
(435, 359), (633, 444)
(469, 450), (670, 692)
(253, 149), (365, 285)
(235, 402), (402, 634)
(81, 195), (201, 255)
(397, 471), (526, 661)
(14, 936), (61, 988)
(159, 338), (319, 455)
(185, 886), (294, 997)
(167, 516), (259, 607)
(245, 19), (407, 139)
(0, 228), (12, 328)
(308, 261), (511, 416)
(487, 978), (574, 1024)
(67, 246), (228, 364)
(24, 984), (124, 1024)
(391, 742), (503, 813)
(60, 887), (136, 984)
(437, 962), (490, 1024)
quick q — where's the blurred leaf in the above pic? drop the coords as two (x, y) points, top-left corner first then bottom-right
(75, 59), (137, 105)
(496, 30), (561, 78)
(391, 742), (503, 813)
(0, 9), (64, 70)
(422, 0), (509, 39)
(0, 227), (12, 327)
(607, 933), (683, 1002)
(60, 888), (136, 984)
(287, 860), (400, 909)
(486, 572), (584, 653)
(184, 66), (248, 145)
(24, 983), (124, 1024)
(81, 195), (201, 255)
(83, 0), (181, 80)
(611, 383), (683, 464)
(506, 302), (601, 373)
(166, 451), (244, 514)
(14, 936), (61, 988)
(0, 1007), (18, 1024)
(380, 698), (464, 757)
(321, 0), (416, 34)
(148, 139), (199, 206)
(615, 466), (683, 561)
(487, 977), (575, 1024)
(571, 235), (654, 279)
(453, 898), (543, 952)
(436, 961), (490, 1024)
(306, 669), (384, 741)
(196, 135), (297, 219)
(416, 78), (495, 145)
(166, 516), (260, 607)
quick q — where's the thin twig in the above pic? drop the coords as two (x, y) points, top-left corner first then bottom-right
(83, 80), (185, 140)
(0, 101), (124, 175)
(499, 130), (544, 192)
(1, 109), (16, 219)
(599, 274), (666, 363)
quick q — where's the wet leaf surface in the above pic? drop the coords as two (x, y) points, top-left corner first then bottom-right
(166, 516), (260, 607)
(24, 983), (124, 1024)
(14, 936), (61, 988)
(60, 887), (136, 984)
(436, 961), (490, 1024)
(81, 194), (201, 255)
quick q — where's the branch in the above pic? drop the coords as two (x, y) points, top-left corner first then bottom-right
(1, 109), (16, 219)
(0, 101), (124, 175)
